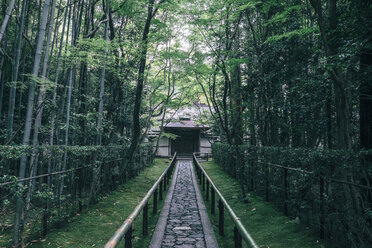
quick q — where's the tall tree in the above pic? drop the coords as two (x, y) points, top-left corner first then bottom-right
(13, 0), (52, 244)
(0, 0), (16, 43)
(359, 1), (372, 152)
(127, 0), (164, 161)
(89, 0), (110, 204)
(309, 0), (352, 149)
(6, 0), (27, 145)
(25, 0), (58, 217)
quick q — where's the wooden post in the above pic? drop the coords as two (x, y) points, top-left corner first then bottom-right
(219, 199), (224, 236)
(202, 173), (205, 191)
(153, 189), (158, 214)
(125, 225), (132, 248)
(163, 176), (166, 191)
(199, 168), (202, 184)
(234, 226), (242, 248)
(206, 180), (209, 201)
(159, 180), (163, 200)
(284, 167), (288, 216)
(211, 187), (215, 214)
(143, 203), (148, 236)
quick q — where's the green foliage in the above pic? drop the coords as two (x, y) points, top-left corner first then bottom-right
(24, 74), (56, 91)
(1, 158), (170, 248)
(212, 143), (372, 247)
(265, 27), (319, 43)
(5, 80), (28, 91)
(238, 1), (262, 11)
(0, 145), (125, 159)
(200, 160), (331, 248)
(0, 145), (33, 159)
(0, 144), (154, 246)
(1, 0), (371, 245)
(267, 5), (302, 26)
(161, 132), (179, 140)
(113, 0), (143, 18)
(73, 38), (114, 67)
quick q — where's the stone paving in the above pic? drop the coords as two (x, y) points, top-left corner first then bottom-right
(161, 160), (206, 248)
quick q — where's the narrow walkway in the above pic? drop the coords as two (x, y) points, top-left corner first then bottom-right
(150, 160), (218, 248)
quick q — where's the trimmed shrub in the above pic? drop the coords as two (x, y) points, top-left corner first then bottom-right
(0, 144), (153, 244)
(212, 143), (372, 248)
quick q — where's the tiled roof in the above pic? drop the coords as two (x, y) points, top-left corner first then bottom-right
(164, 120), (209, 129)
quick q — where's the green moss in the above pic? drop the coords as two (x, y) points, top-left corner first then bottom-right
(25, 158), (171, 248)
(198, 161), (334, 248)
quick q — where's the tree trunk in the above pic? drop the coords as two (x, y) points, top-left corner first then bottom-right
(59, 0), (80, 198)
(359, 1), (372, 214)
(50, 0), (70, 148)
(309, 1), (362, 242)
(0, 0), (16, 43)
(47, 1), (69, 212)
(13, 0), (52, 244)
(89, 0), (109, 204)
(359, 31), (372, 151)
(326, 82), (333, 148)
(310, 0), (352, 149)
(231, 63), (243, 146)
(96, 20), (108, 146)
(127, 0), (157, 161)
(6, 0), (27, 145)
(59, 68), (73, 197)
(25, 0), (58, 218)
(0, 54), (4, 121)
(153, 47), (174, 156)
(249, 94), (256, 146)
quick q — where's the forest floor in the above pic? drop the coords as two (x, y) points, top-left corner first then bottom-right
(18, 158), (171, 248)
(199, 161), (335, 248)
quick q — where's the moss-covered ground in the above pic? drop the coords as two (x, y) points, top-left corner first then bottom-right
(198, 160), (334, 248)
(20, 158), (170, 248)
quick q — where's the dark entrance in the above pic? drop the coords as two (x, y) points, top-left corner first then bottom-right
(170, 130), (199, 156)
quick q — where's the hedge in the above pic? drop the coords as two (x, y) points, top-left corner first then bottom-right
(212, 143), (372, 248)
(0, 144), (153, 246)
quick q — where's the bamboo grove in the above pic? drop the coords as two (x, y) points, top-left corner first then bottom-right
(0, 0), (372, 247)
(0, 0), (193, 246)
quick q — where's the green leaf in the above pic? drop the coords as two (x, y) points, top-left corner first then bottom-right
(265, 27), (319, 43)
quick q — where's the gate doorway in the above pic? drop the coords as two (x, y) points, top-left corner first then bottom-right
(170, 130), (199, 156)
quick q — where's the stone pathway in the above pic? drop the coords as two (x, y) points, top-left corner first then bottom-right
(162, 161), (205, 247)
(149, 160), (218, 248)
